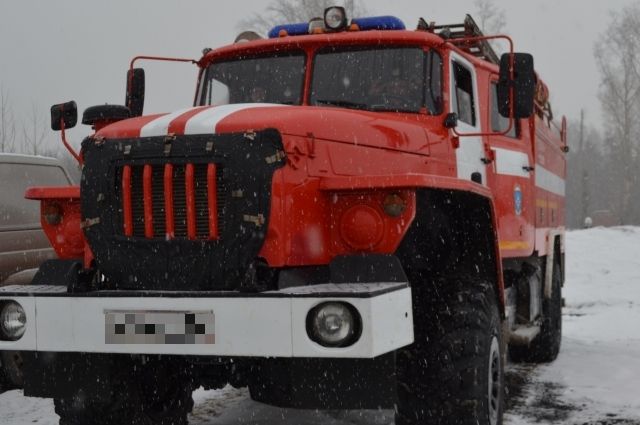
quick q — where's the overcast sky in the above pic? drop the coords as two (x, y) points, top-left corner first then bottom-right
(0, 0), (632, 152)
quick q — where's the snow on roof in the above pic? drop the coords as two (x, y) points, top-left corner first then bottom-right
(0, 153), (61, 165)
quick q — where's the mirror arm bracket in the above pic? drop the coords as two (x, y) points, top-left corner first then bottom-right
(60, 118), (82, 165)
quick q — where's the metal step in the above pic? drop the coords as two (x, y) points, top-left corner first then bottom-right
(508, 325), (541, 346)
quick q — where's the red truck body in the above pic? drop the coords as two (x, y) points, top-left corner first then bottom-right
(34, 29), (566, 271)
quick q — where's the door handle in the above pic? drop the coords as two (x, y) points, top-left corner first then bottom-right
(523, 166), (535, 172)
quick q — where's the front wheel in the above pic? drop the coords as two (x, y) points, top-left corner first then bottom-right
(54, 358), (195, 425)
(396, 276), (504, 425)
(0, 351), (23, 390)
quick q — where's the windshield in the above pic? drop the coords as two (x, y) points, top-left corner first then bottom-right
(200, 52), (306, 106)
(198, 47), (443, 114)
(310, 47), (442, 114)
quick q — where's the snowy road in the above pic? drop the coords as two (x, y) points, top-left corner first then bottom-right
(505, 227), (640, 425)
(1, 227), (640, 425)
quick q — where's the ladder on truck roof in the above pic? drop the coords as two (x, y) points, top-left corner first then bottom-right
(419, 14), (501, 65)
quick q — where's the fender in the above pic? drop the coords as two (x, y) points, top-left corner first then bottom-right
(320, 173), (505, 313)
(319, 173), (493, 198)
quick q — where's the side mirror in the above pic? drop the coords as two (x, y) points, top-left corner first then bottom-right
(444, 112), (458, 129)
(126, 68), (145, 117)
(497, 53), (536, 119)
(50, 101), (78, 131)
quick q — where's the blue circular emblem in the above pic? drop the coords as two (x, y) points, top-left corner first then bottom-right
(514, 185), (523, 216)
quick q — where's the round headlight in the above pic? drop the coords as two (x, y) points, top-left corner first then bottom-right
(0, 301), (27, 341)
(324, 6), (348, 31)
(307, 302), (361, 348)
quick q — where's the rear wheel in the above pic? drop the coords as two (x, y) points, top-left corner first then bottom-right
(509, 260), (562, 363)
(395, 276), (504, 425)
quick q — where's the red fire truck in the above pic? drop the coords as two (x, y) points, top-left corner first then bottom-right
(0, 8), (566, 425)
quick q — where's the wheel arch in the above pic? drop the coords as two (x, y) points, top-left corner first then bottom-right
(395, 187), (505, 314)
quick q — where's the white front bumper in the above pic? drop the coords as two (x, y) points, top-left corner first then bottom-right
(0, 283), (413, 358)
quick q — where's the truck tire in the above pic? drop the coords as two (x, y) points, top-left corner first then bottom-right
(0, 363), (11, 394)
(0, 351), (23, 389)
(54, 360), (195, 425)
(138, 360), (196, 425)
(54, 390), (141, 425)
(509, 260), (562, 363)
(396, 276), (504, 425)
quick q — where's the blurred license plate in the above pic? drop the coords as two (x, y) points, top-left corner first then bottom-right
(105, 310), (215, 344)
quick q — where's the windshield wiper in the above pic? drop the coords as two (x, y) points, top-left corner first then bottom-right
(314, 99), (420, 113)
(369, 105), (421, 114)
(314, 99), (369, 110)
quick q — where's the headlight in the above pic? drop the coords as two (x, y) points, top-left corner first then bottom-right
(306, 302), (361, 347)
(0, 301), (27, 341)
(324, 6), (348, 31)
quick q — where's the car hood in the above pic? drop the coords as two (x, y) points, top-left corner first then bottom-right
(96, 103), (432, 155)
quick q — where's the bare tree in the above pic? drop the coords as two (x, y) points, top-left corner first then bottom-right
(565, 114), (612, 228)
(594, 4), (640, 224)
(21, 102), (48, 156)
(474, 0), (506, 34)
(239, 0), (369, 36)
(0, 86), (16, 153)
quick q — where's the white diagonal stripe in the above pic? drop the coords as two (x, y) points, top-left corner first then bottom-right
(184, 103), (281, 135)
(535, 164), (565, 196)
(139, 107), (193, 137)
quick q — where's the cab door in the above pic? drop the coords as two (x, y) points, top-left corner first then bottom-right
(449, 52), (486, 184)
(485, 78), (535, 258)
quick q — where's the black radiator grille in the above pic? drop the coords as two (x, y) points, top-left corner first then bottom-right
(118, 163), (226, 240)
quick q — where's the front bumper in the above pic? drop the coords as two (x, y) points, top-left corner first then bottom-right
(0, 282), (413, 358)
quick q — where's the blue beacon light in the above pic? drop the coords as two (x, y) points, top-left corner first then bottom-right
(268, 15), (406, 39)
(351, 16), (406, 31)
(268, 23), (309, 39)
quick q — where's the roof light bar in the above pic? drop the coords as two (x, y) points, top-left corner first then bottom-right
(268, 22), (309, 39)
(351, 16), (406, 31)
(267, 15), (406, 39)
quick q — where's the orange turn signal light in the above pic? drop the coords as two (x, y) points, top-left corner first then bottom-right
(383, 193), (407, 218)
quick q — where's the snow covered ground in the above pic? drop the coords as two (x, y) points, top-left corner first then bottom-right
(1, 227), (640, 425)
(505, 227), (640, 425)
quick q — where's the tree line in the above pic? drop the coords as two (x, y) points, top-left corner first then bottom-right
(566, 2), (640, 227)
(0, 86), (80, 181)
(0, 86), (51, 156)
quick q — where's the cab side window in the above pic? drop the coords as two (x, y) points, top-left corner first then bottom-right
(452, 62), (476, 126)
(425, 51), (443, 115)
(490, 82), (519, 138)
